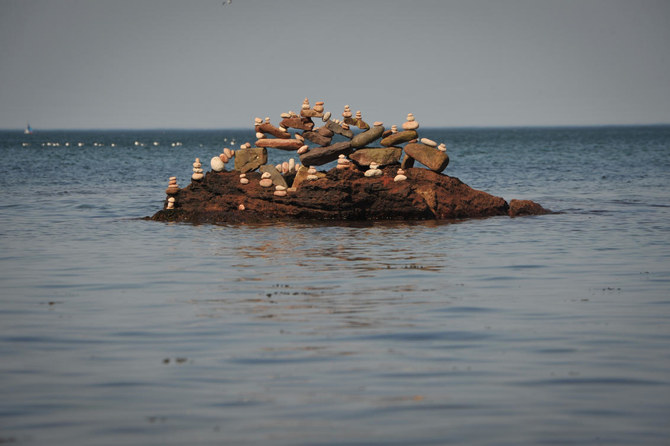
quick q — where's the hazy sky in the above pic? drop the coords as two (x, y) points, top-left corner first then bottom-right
(1, 0), (669, 129)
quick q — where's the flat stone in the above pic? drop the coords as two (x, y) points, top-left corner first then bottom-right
(299, 141), (353, 166)
(316, 126), (334, 138)
(300, 109), (323, 118)
(403, 143), (450, 172)
(292, 165), (326, 189)
(326, 120), (354, 139)
(350, 124), (385, 149)
(381, 130), (418, 147)
(280, 116), (314, 131)
(256, 139), (303, 151)
(349, 147), (402, 167)
(255, 123), (290, 139)
(234, 147), (268, 173)
(259, 164), (288, 188)
(302, 130), (332, 147)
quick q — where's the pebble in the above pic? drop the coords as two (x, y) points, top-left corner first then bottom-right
(288, 158), (295, 172)
(322, 111), (331, 122)
(282, 161), (289, 174)
(223, 148), (233, 158)
(192, 158), (204, 180)
(394, 168), (407, 182)
(240, 177), (249, 185)
(211, 156), (225, 172)
(438, 143), (447, 152)
(273, 189), (287, 197)
(166, 197), (175, 209)
(261, 172), (272, 179)
(302, 98), (310, 109)
(402, 120), (419, 130)
(297, 145), (309, 154)
(254, 117), (263, 125)
(259, 178), (273, 188)
(275, 185), (287, 191)
(238, 204), (245, 210)
(295, 133), (304, 142)
(280, 112), (291, 118)
(421, 138), (437, 147)
(265, 117), (271, 123)
(314, 101), (325, 113)
(374, 121), (383, 126)
(256, 132), (265, 139)
(219, 153), (229, 163)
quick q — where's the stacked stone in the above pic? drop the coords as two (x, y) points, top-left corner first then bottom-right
(394, 168), (407, 182)
(306, 166), (319, 181)
(239, 173), (249, 185)
(336, 154), (351, 170)
(364, 162), (382, 177)
(166, 197), (175, 209)
(192, 158), (204, 180)
(274, 185), (287, 197)
(165, 176), (179, 195)
(259, 172), (273, 188)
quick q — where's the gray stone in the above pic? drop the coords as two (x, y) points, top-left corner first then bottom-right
(350, 125), (385, 149)
(234, 147), (268, 173)
(380, 130), (418, 147)
(326, 120), (354, 139)
(403, 143), (450, 172)
(259, 164), (288, 188)
(349, 147), (402, 167)
(302, 130), (332, 147)
(299, 141), (353, 166)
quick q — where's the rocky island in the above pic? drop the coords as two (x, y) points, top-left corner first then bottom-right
(149, 99), (549, 224)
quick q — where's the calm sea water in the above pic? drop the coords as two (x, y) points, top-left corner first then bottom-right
(1, 126), (669, 445)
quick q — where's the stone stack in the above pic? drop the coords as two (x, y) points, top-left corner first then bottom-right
(274, 185), (287, 197)
(166, 197), (175, 209)
(259, 172), (273, 188)
(165, 176), (179, 195)
(192, 158), (204, 180)
(306, 166), (319, 181)
(394, 168), (407, 182)
(336, 154), (351, 170)
(239, 173), (249, 185)
(364, 162), (382, 177)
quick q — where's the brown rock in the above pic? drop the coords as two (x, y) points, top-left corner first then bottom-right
(404, 143), (449, 172)
(292, 165), (327, 189)
(355, 119), (370, 130)
(349, 147), (403, 167)
(316, 126), (335, 138)
(350, 124), (385, 149)
(299, 141), (353, 166)
(381, 130), (418, 147)
(149, 167), (520, 223)
(256, 139), (303, 151)
(280, 116), (314, 131)
(326, 120), (354, 139)
(302, 130), (333, 147)
(401, 155), (415, 169)
(508, 199), (551, 217)
(300, 109), (323, 118)
(259, 164), (288, 189)
(255, 123), (290, 139)
(234, 147), (268, 173)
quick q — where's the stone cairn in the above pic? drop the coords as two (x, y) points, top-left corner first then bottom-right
(165, 99), (450, 202)
(166, 196), (175, 209)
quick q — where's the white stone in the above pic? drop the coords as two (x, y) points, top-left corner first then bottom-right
(265, 117), (271, 123)
(238, 204), (245, 210)
(402, 121), (419, 130)
(307, 166), (317, 174)
(192, 172), (204, 180)
(274, 190), (287, 197)
(211, 156), (225, 172)
(166, 197), (175, 209)
(391, 124), (398, 134)
(240, 178), (249, 185)
(297, 145), (309, 154)
(406, 113), (415, 122)
(394, 174), (407, 182)
(306, 174), (318, 181)
(280, 112), (291, 118)
(240, 173), (247, 178)
(261, 172), (272, 179)
(296, 133), (304, 142)
(438, 143), (447, 152)
(364, 169), (382, 177)
(223, 148), (233, 158)
(254, 117), (262, 124)
(322, 111), (331, 122)
(256, 132), (265, 139)
(259, 178), (273, 188)
(369, 162), (379, 170)
(282, 161), (289, 174)
(421, 138), (437, 147)
(275, 185), (287, 191)
(374, 121), (383, 126)
(288, 158), (295, 172)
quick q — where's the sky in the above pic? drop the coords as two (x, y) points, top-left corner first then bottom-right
(0, 0), (669, 129)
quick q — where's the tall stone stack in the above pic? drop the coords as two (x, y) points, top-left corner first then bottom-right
(192, 158), (203, 181)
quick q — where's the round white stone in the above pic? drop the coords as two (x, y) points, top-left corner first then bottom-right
(261, 172), (272, 179)
(421, 138), (437, 147)
(210, 156), (225, 172)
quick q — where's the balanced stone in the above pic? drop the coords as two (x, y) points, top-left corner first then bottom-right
(301, 108), (322, 118)
(364, 162), (382, 177)
(256, 123), (290, 139)
(259, 178), (273, 188)
(165, 177), (179, 195)
(234, 147), (268, 173)
(313, 101), (325, 113)
(394, 168), (407, 182)
(349, 147), (402, 167)
(380, 130), (418, 147)
(438, 143), (447, 152)
(401, 154), (415, 169)
(223, 148), (233, 158)
(421, 138), (437, 147)
(404, 142), (450, 173)
(280, 116), (314, 131)
(166, 197), (175, 209)
(350, 124), (385, 149)
(299, 141), (353, 166)
(316, 126), (334, 138)
(297, 145), (309, 154)
(211, 156), (225, 172)
(326, 120), (354, 139)
(259, 164), (288, 188)
(322, 111), (331, 122)
(256, 139), (303, 151)
(302, 130), (332, 147)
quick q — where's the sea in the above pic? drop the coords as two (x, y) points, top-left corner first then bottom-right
(1, 126), (669, 445)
